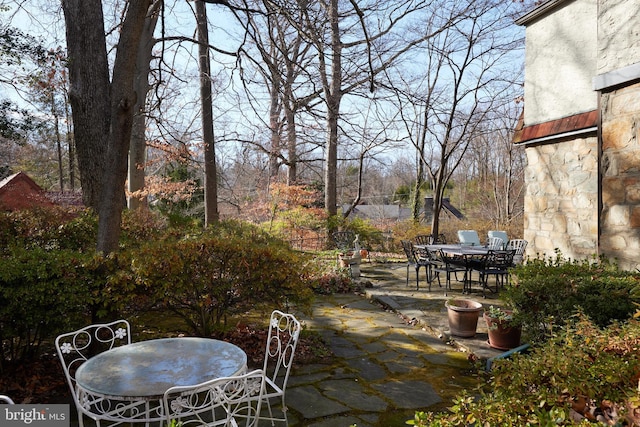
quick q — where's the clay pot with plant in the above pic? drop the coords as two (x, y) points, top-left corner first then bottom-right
(484, 305), (522, 350)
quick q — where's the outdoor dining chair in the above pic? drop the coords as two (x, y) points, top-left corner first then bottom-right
(414, 233), (447, 245)
(457, 230), (481, 246)
(55, 319), (134, 427)
(425, 247), (467, 296)
(331, 230), (355, 251)
(487, 230), (508, 247)
(431, 233), (447, 244)
(472, 249), (516, 297)
(413, 234), (432, 246)
(487, 236), (506, 250)
(0, 395), (14, 404)
(507, 239), (528, 265)
(163, 369), (266, 427)
(258, 310), (302, 426)
(401, 240), (433, 290)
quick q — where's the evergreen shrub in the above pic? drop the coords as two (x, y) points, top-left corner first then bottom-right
(505, 251), (640, 343)
(409, 314), (640, 426)
(113, 220), (315, 336)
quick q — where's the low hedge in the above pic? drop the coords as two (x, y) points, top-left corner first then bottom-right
(505, 251), (640, 343)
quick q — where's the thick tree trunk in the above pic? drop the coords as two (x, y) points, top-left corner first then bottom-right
(65, 96), (75, 191)
(128, 6), (159, 210)
(62, 0), (110, 209)
(96, 0), (154, 253)
(324, 0), (342, 218)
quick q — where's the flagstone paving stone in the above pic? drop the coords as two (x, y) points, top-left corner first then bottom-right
(282, 262), (505, 426)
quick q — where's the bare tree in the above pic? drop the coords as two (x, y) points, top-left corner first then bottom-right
(286, 0), (433, 219)
(238, 0), (314, 185)
(389, 0), (524, 235)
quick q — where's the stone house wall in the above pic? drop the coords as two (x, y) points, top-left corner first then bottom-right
(524, 136), (598, 260)
(592, 0), (640, 269)
(517, 0), (640, 269)
(599, 82), (640, 270)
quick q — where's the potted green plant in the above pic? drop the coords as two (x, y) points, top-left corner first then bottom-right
(484, 305), (522, 350)
(445, 299), (483, 338)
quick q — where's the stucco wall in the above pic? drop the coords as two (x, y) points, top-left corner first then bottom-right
(597, 0), (640, 74)
(523, 0), (597, 125)
(523, 137), (598, 261)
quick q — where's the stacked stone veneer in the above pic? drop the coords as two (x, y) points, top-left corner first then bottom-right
(600, 82), (640, 270)
(524, 136), (598, 261)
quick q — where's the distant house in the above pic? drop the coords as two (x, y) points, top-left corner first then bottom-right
(0, 172), (55, 211)
(342, 204), (413, 223)
(515, 0), (640, 269)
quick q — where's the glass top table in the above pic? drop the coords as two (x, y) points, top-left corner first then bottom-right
(75, 337), (247, 400)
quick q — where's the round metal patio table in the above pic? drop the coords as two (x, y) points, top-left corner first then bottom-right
(74, 337), (247, 424)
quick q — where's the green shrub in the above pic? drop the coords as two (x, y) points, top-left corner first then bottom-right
(389, 220), (432, 249)
(505, 251), (640, 343)
(0, 247), (100, 367)
(328, 215), (386, 251)
(0, 207), (96, 253)
(112, 221), (315, 336)
(412, 314), (640, 426)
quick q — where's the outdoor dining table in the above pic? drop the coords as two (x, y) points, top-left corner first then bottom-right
(74, 337), (248, 425)
(415, 244), (504, 294)
(415, 243), (492, 256)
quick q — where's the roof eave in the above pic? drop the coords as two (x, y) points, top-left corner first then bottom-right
(515, 0), (572, 26)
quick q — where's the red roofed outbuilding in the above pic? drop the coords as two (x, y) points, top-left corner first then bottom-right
(0, 172), (55, 211)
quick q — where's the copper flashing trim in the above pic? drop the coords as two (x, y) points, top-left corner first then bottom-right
(513, 110), (598, 145)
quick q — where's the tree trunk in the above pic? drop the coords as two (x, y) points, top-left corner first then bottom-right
(52, 92), (64, 192)
(65, 93), (75, 191)
(268, 63), (282, 181)
(62, 0), (110, 209)
(323, 0), (342, 218)
(128, 5), (159, 210)
(96, 0), (154, 253)
(196, 0), (219, 226)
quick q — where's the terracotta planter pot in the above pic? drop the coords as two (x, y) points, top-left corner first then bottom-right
(445, 299), (483, 337)
(484, 311), (522, 350)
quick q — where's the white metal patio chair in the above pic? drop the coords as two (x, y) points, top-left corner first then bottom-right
(258, 310), (302, 426)
(55, 319), (144, 427)
(163, 369), (265, 427)
(487, 236), (506, 250)
(487, 230), (509, 247)
(0, 395), (14, 404)
(507, 239), (528, 265)
(457, 230), (481, 246)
